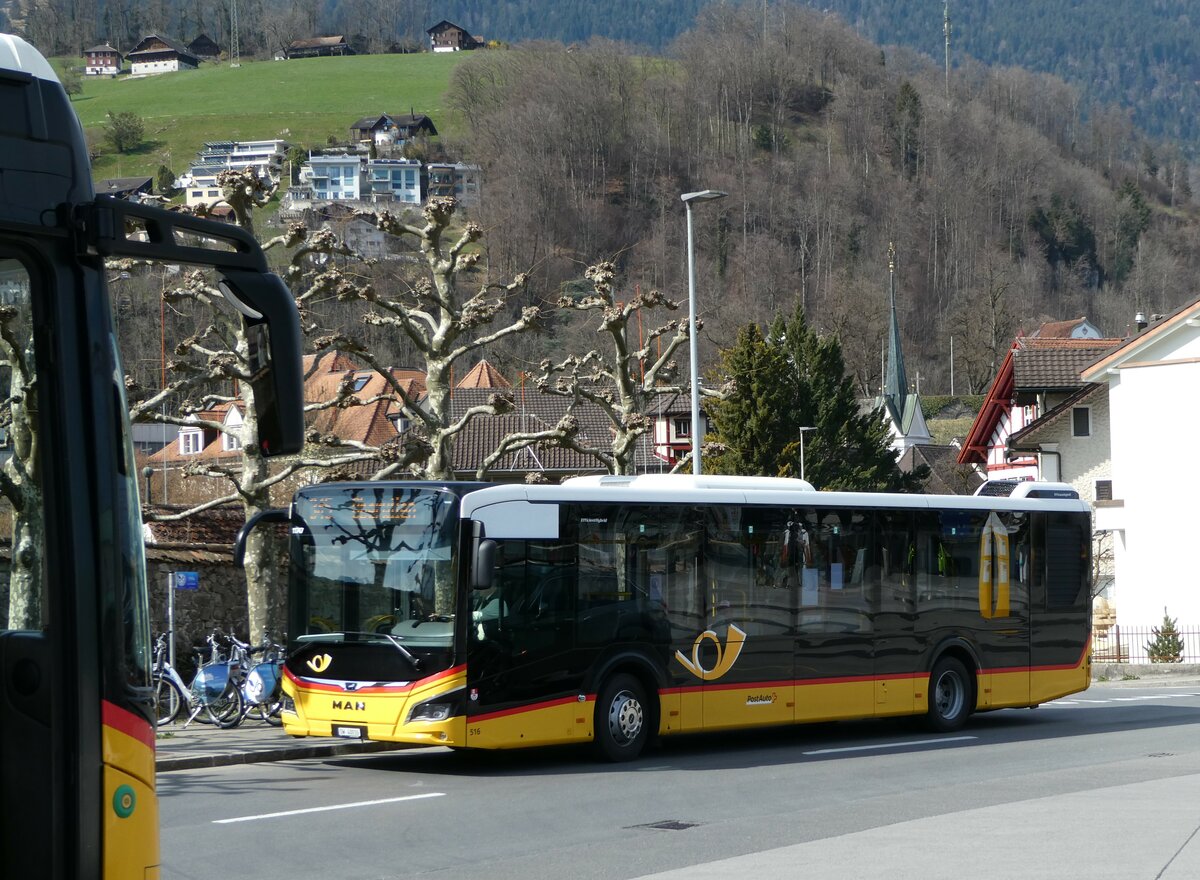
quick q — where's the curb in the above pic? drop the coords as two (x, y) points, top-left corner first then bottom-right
(156, 739), (412, 772)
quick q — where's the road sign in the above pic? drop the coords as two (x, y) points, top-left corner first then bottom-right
(173, 571), (199, 591)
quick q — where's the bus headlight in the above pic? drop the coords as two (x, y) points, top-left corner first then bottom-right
(408, 701), (452, 723)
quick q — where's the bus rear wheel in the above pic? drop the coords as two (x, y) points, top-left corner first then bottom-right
(926, 656), (972, 732)
(595, 674), (650, 762)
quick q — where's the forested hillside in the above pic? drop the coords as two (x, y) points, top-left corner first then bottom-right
(11, 0), (1198, 146)
(13, 1), (1200, 402)
(443, 3), (1199, 397)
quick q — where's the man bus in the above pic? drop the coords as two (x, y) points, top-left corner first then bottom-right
(249, 474), (1092, 762)
(0, 34), (304, 878)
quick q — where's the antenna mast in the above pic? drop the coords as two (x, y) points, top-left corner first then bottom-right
(230, 0), (241, 68)
(943, 0), (951, 101)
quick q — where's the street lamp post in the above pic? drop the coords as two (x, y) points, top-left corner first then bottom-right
(797, 426), (815, 482)
(681, 189), (727, 476)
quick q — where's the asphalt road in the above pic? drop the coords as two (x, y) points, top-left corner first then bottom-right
(158, 683), (1200, 880)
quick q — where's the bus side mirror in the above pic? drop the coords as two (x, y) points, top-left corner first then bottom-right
(216, 269), (304, 456)
(472, 539), (497, 589)
(234, 507), (289, 567)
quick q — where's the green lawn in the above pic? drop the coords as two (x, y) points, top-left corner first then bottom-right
(70, 53), (468, 181)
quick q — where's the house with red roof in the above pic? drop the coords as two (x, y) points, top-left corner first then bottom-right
(957, 319), (1120, 485)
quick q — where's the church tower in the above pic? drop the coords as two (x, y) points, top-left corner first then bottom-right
(877, 243), (931, 453)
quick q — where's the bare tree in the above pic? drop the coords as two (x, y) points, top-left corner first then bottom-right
(345, 198), (558, 481)
(535, 261), (697, 475)
(127, 170), (386, 643)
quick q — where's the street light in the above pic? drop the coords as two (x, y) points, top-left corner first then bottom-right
(681, 189), (727, 476)
(797, 426), (815, 482)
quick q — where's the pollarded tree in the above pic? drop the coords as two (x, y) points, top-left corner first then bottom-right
(344, 198), (557, 481)
(534, 261), (696, 475)
(707, 303), (925, 491)
(127, 169), (401, 644)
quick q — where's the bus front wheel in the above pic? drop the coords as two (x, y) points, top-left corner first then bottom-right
(595, 674), (650, 762)
(926, 656), (972, 732)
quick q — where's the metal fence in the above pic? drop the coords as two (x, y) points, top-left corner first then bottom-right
(1090, 625), (1200, 664)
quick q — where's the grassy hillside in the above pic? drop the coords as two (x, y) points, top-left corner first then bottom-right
(68, 53), (468, 181)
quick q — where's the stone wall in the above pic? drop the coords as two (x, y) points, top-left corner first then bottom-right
(147, 548), (286, 677)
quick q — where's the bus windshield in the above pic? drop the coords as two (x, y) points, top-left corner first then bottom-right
(291, 485), (461, 649)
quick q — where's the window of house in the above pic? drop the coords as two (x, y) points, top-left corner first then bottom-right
(179, 431), (203, 455)
(674, 418), (691, 438)
(207, 190), (218, 197)
(1095, 480), (1113, 501)
(191, 190), (202, 198)
(352, 376), (370, 392)
(222, 430), (242, 452)
(1072, 407), (1090, 437)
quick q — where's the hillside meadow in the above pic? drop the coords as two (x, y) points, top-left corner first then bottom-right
(65, 53), (468, 180)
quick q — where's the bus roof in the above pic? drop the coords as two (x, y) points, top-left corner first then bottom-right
(459, 474), (1092, 519)
(0, 34), (58, 82)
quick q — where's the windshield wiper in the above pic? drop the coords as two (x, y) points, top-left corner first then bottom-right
(304, 631), (423, 670)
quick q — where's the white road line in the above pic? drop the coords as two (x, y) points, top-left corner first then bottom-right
(803, 736), (976, 756)
(213, 792), (446, 824)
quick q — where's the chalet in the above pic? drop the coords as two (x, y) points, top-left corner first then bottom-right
(427, 20), (484, 52)
(187, 33), (221, 61)
(95, 176), (154, 201)
(957, 320), (1120, 481)
(83, 44), (123, 76)
(349, 114), (438, 147)
(127, 34), (199, 75)
(286, 36), (353, 59)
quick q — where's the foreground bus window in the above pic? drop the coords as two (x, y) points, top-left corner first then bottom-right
(275, 476), (1093, 762)
(0, 258), (45, 629)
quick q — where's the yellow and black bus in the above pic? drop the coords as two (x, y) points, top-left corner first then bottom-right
(265, 474), (1092, 761)
(0, 34), (304, 878)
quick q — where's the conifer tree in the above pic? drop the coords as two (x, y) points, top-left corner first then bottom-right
(706, 304), (925, 491)
(1146, 608), (1184, 663)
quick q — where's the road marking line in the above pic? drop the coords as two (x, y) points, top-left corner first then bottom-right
(213, 792), (446, 824)
(803, 736), (976, 756)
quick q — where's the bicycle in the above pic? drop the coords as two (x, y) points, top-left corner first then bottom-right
(152, 630), (244, 729)
(227, 632), (286, 727)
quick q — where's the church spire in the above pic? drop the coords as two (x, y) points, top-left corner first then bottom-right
(885, 242), (909, 419)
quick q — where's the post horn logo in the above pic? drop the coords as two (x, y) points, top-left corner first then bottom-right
(675, 624), (747, 681)
(306, 653), (333, 673)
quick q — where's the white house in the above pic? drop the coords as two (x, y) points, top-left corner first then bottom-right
(365, 159), (422, 205)
(301, 154), (362, 201)
(182, 140), (289, 208)
(1082, 300), (1200, 630)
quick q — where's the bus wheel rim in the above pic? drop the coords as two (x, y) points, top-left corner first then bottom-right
(935, 671), (963, 718)
(608, 690), (643, 744)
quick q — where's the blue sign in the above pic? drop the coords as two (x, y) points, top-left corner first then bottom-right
(173, 571), (199, 591)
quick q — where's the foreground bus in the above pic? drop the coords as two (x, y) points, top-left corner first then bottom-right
(0, 34), (304, 878)
(272, 475), (1092, 760)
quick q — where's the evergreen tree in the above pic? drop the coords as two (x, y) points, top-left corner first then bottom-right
(1145, 608), (1184, 663)
(707, 304), (924, 491)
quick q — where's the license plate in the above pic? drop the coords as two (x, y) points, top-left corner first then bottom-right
(333, 724), (366, 740)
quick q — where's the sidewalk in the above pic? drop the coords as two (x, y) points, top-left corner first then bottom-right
(155, 718), (411, 772)
(155, 667), (1200, 773)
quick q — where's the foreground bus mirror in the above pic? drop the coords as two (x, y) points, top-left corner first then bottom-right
(234, 507), (289, 567)
(216, 269), (305, 456)
(472, 539), (497, 589)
